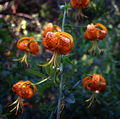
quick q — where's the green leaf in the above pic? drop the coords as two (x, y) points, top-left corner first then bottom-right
(27, 69), (46, 78)
(65, 95), (75, 104)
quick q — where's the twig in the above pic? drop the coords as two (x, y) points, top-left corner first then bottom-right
(0, 11), (32, 20)
(0, 0), (12, 4)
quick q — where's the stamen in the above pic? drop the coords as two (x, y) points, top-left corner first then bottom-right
(20, 54), (25, 63)
(85, 92), (96, 108)
(15, 110), (18, 115)
(20, 101), (24, 114)
(9, 97), (22, 115)
(16, 102), (20, 112)
(10, 106), (17, 113)
(94, 94), (100, 104)
(87, 40), (98, 54)
(78, 8), (88, 18)
(9, 98), (19, 107)
(38, 51), (57, 67)
(13, 52), (28, 65)
(24, 53), (28, 65)
(85, 91), (100, 108)
(53, 51), (58, 67)
(85, 95), (93, 102)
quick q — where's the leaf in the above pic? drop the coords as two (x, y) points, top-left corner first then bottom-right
(65, 97), (75, 104)
(27, 69), (46, 78)
(72, 80), (81, 88)
(64, 94), (75, 104)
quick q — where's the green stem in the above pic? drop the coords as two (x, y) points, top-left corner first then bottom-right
(34, 77), (50, 85)
(62, 6), (66, 32)
(57, 73), (63, 119)
(57, 2), (66, 119)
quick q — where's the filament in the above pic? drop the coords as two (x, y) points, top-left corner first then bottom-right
(38, 51), (58, 67)
(13, 52), (28, 65)
(85, 92), (100, 108)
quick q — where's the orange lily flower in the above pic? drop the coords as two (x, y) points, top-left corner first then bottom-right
(9, 80), (36, 115)
(84, 23), (107, 54)
(83, 74), (107, 108)
(13, 37), (40, 65)
(71, 0), (90, 17)
(39, 31), (73, 67)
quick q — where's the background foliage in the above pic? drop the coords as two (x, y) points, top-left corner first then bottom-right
(0, 0), (120, 119)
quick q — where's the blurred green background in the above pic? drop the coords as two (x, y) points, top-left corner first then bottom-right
(0, 0), (120, 119)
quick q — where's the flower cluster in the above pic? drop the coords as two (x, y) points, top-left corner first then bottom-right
(9, 0), (109, 115)
(9, 80), (36, 115)
(83, 74), (107, 107)
(10, 23), (74, 114)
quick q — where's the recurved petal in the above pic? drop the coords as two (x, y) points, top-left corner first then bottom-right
(95, 23), (107, 39)
(57, 32), (73, 54)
